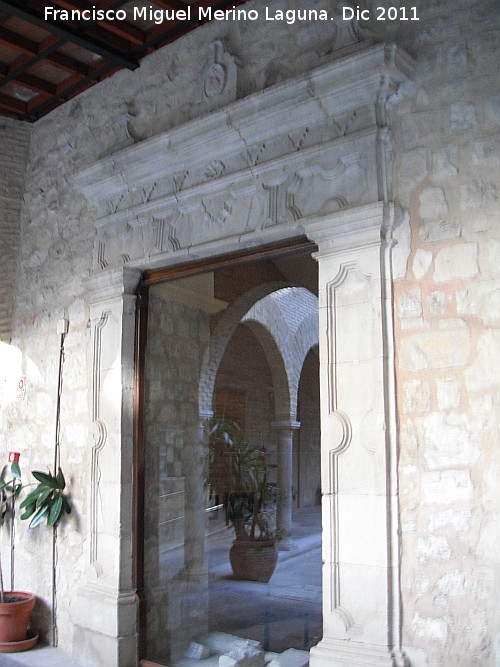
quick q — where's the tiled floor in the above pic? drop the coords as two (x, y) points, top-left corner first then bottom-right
(0, 507), (322, 667)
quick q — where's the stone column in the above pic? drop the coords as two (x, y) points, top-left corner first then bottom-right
(307, 203), (408, 667)
(73, 267), (142, 667)
(180, 411), (213, 580)
(272, 419), (300, 549)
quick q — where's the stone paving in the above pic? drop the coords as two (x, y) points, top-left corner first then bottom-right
(206, 509), (322, 655)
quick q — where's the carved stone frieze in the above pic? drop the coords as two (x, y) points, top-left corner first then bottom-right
(74, 44), (414, 258)
(92, 129), (378, 269)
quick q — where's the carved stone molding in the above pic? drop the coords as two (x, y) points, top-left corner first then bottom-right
(73, 43), (414, 272)
(307, 203), (408, 667)
(85, 268), (142, 582)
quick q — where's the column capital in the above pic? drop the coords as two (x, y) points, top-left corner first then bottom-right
(306, 202), (398, 258)
(85, 266), (143, 305)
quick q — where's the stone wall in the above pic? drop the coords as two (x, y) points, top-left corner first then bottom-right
(0, 118), (30, 343)
(390, 2), (500, 665)
(144, 293), (210, 662)
(0, 0), (498, 664)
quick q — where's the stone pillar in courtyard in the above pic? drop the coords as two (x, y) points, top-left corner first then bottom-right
(180, 412), (213, 580)
(272, 419), (300, 549)
(307, 203), (408, 667)
(73, 266), (142, 667)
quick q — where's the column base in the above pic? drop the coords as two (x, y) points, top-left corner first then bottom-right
(310, 638), (410, 667)
(72, 586), (137, 667)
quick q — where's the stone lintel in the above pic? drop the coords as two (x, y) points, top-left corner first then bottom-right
(74, 44), (414, 216)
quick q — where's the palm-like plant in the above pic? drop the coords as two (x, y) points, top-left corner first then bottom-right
(20, 468), (71, 529)
(208, 418), (282, 542)
(0, 454), (72, 606)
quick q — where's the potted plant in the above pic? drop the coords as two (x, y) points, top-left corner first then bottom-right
(0, 452), (71, 651)
(208, 419), (283, 583)
(0, 452), (35, 650)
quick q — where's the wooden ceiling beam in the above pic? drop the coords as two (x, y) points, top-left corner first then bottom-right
(16, 72), (57, 96)
(0, 30), (89, 77)
(0, 90), (26, 112)
(0, 25), (39, 56)
(48, 0), (146, 45)
(0, 0), (140, 69)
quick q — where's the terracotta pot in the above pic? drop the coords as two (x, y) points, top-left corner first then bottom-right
(229, 539), (279, 583)
(0, 592), (35, 644)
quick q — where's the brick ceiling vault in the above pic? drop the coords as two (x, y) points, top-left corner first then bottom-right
(0, 0), (249, 122)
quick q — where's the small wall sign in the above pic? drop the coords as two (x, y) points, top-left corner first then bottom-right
(17, 376), (26, 399)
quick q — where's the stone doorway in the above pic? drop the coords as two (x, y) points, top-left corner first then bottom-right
(136, 241), (321, 665)
(78, 43), (412, 667)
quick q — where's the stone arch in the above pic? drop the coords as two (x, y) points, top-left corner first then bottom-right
(198, 280), (292, 416)
(239, 320), (291, 420)
(242, 288), (319, 420)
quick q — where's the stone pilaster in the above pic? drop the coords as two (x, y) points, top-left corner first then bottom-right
(307, 203), (408, 667)
(73, 266), (142, 667)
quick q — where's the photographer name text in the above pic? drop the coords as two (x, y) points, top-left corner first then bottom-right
(44, 5), (420, 25)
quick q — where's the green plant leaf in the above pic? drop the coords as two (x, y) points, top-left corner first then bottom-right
(32, 470), (59, 488)
(35, 488), (53, 508)
(29, 505), (49, 528)
(20, 493), (39, 519)
(11, 462), (21, 479)
(20, 486), (44, 509)
(56, 467), (66, 490)
(48, 495), (63, 527)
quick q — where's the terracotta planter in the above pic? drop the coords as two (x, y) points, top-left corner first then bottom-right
(229, 539), (279, 583)
(0, 592), (35, 646)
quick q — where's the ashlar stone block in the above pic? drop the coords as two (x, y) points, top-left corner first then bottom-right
(412, 613), (448, 643)
(412, 249), (433, 280)
(201, 633), (262, 655)
(398, 328), (471, 371)
(435, 244), (479, 282)
(418, 186), (448, 222)
(464, 330), (500, 391)
(436, 377), (460, 410)
(428, 508), (471, 532)
(398, 287), (423, 318)
(450, 101), (476, 132)
(422, 470), (473, 505)
(268, 649), (309, 667)
(219, 647), (265, 667)
(422, 412), (480, 469)
(416, 535), (451, 564)
(403, 379), (431, 413)
(184, 643), (212, 660)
